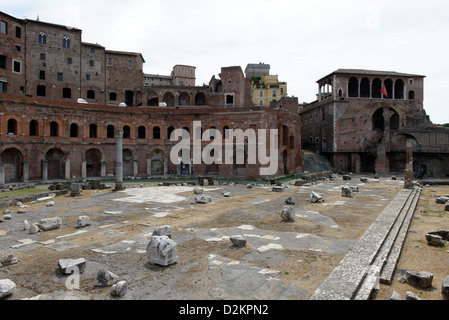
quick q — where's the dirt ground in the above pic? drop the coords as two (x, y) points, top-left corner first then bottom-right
(0, 176), (448, 300)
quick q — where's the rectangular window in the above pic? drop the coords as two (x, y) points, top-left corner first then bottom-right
(14, 45), (21, 52)
(89, 60), (94, 66)
(57, 73), (63, 81)
(259, 100), (264, 106)
(40, 53), (46, 60)
(86, 74), (90, 81)
(0, 81), (7, 93)
(0, 21), (7, 34)
(0, 55), (6, 69)
(90, 48), (95, 53)
(13, 60), (21, 73)
(15, 26), (21, 38)
(409, 79), (414, 85)
(259, 91), (263, 97)
(40, 70), (45, 80)
(272, 90), (277, 97)
(108, 57), (112, 65)
(67, 57), (72, 64)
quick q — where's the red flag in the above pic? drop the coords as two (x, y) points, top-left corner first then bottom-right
(381, 84), (388, 98)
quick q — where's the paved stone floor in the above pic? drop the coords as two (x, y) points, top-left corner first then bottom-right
(0, 176), (406, 300)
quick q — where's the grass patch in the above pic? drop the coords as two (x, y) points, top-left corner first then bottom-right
(0, 187), (48, 199)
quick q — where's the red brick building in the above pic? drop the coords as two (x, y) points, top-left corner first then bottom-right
(301, 69), (449, 178)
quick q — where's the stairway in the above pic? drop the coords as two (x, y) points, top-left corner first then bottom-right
(303, 151), (334, 173)
(310, 186), (421, 300)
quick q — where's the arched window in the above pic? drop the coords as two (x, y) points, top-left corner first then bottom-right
(167, 126), (175, 140)
(394, 79), (405, 100)
(138, 126), (146, 139)
(89, 124), (97, 138)
(348, 77), (359, 97)
(62, 37), (70, 48)
(383, 79), (393, 99)
(70, 123), (78, 137)
(87, 90), (95, 99)
(107, 125), (115, 138)
(50, 121), (59, 137)
(29, 120), (39, 136)
(38, 32), (46, 44)
(123, 125), (131, 139)
(7, 119), (17, 135)
(372, 78), (382, 98)
(360, 78), (370, 98)
(408, 90), (415, 100)
(153, 126), (161, 139)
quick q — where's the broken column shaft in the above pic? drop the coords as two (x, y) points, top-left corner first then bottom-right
(114, 129), (124, 191)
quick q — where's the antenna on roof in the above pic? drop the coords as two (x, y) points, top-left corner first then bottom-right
(36, 13), (39, 21)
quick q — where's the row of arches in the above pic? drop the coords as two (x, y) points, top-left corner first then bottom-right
(347, 77), (412, 100)
(140, 91), (207, 107)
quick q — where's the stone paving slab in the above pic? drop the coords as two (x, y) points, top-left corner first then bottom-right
(310, 188), (414, 300)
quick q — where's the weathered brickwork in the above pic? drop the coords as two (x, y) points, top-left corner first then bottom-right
(0, 94), (302, 183)
(301, 69), (449, 178)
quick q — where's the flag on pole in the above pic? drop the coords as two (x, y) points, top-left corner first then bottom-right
(381, 84), (388, 98)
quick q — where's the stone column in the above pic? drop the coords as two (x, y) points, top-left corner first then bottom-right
(0, 162), (5, 187)
(114, 129), (124, 191)
(23, 160), (29, 183)
(42, 160), (48, 182)
(65, 160), (70, 179)
(101, 161), (106, 177)
(146, 159), (151, 175)
(81, 159), (87, 179)
(133, 160), (138, 177)
(164, 159), (168, 176)
(404, 139), (414, 189)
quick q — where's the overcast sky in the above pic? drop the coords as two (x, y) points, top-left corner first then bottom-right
(4, 0), (449, 123)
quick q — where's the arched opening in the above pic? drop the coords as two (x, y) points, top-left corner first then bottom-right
(45, 148), (64, 180)
(125, 90), (134, 107)
(107, 125), (115, 138)
(408, 90), (415, 100)
(138, 126), (146, 139)
(233, 148), (247, 176)
(50, 121), (59, 137)
(123, 149), (134, 176)
(62, 88), (71, 99)
(150, 149), (164, 175)
(147, 91), (159, 106)
(360, 77), (370, 98)
(123, 125), (131, 139)
(179, 92), (190, 106)
(372, 78), (382, 98)
(194, 92), (206, 105)
(153, 126), (161, 139)
(372, 108), (385, 132)
(163, 92), (175, 107)
(167, 126), (175, 140)
(29, 120), (39, 136)
(383, 79), (393, 99)
(109, 92), (117, 101)
(70, 123), (79, 137)
(7, 119), (17, 135)
(348, 77), (359, 97)
(86, 148), (102, 177)
(282, 150), (288, 174)
(205, 148), (219, 176)
(394, 79), (405, 99)
(37, 85), (46, 97)
(89, 124), (97, 138)
(1, 148), (23, 182)
(390, 108), (400, 130)
(282, 125), (288, 146)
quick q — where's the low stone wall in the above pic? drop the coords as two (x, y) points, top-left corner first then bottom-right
(0, 190), (68, 210)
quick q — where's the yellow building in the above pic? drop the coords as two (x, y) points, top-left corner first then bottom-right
(250, 74), (287, 107)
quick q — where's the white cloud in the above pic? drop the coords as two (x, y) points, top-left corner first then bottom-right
(4, 0), (449, 123)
